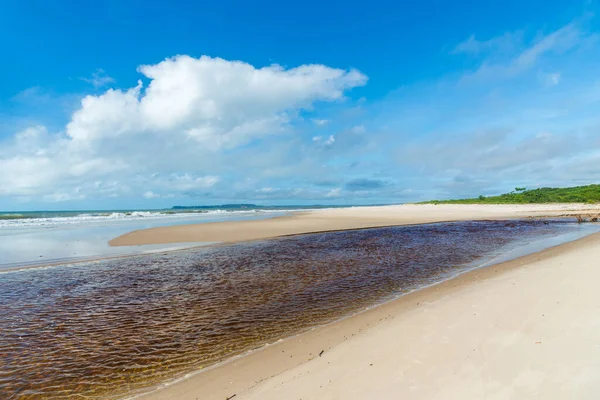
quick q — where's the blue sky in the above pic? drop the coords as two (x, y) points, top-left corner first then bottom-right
(1, 0), (600, 210)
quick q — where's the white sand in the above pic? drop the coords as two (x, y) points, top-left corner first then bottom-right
(111, 203), (600, 246)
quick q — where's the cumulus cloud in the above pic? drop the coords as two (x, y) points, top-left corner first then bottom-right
(1, 55), (366, 202)
(67, 55), (366, 150)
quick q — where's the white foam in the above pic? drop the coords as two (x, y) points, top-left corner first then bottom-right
(0, 208), (314, 228)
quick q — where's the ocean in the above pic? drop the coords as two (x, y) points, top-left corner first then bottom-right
(0, 205), (340, 269)
(0, 205), (340, 228)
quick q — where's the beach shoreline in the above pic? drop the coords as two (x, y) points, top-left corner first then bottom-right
(136, 227), (600, 400)
(110, 203), (600, 247)
(12, 204), (598, 272)
(8, 203), (599, 272)
(4, 204), (599, 398)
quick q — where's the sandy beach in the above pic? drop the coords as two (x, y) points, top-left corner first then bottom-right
(110, 203), (600, 246)
(128, 204), (600, 400)
(138, 229), (600, 400)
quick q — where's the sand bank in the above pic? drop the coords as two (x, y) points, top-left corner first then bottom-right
(139, 231), (600, 400)
(111, 203), (600, 246)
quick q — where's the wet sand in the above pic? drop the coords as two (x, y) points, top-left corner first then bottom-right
(140, 230), (600, 400)
(110, 204), (600, 246)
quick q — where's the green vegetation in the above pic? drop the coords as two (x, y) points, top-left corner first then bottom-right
(421, 184), (600, 204)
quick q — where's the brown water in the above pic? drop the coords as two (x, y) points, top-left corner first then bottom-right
(0, 220), (596, 399)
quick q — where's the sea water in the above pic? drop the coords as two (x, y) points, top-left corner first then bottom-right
(0, 206), (325, 269)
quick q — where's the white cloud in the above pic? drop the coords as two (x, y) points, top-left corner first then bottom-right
(143, 191), (160, 199)
(395, 126), (600, 197)
(1, 55), (366, 202)
(312, 118), (330, 126)
(541, 72), (561, 86)
(452, 31), (523, 55)
(0, 155), (58, 196)
(324, 135), (335, 145)
(67, 55), (367, 150)
(325, 188), (342, 198)
(43, 192), (86, 202)
(80, 69), (116, 88)
(230, 186), (352, 200)
(67, 82), (143, 142)
(457, 22), (587, 82)
(10, 87), (52, 105)
(168, 174), (220, 191)
(312, 135), (335, 146)
(350, 125), (366, 133)
(142, 190), (175, 199)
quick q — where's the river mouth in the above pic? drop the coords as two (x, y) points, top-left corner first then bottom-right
(1, 219), (598, 399)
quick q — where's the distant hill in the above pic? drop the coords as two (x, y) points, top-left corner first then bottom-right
(421, 184), (600, 204)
